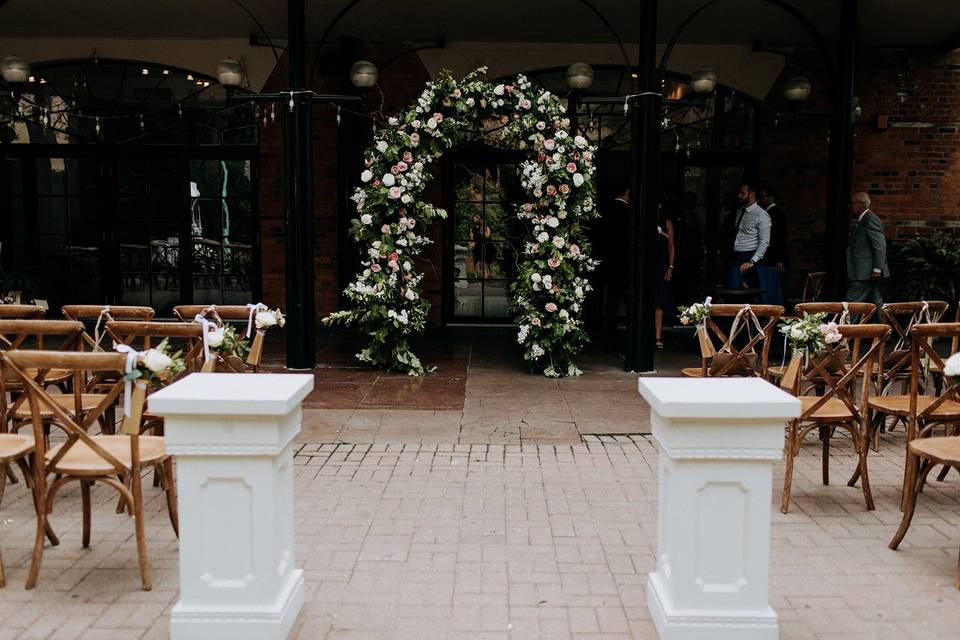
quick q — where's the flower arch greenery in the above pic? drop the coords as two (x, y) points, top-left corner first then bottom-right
(323, 68), (600, 377)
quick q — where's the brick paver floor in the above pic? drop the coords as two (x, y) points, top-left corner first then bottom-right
(1, 431), (959, 639)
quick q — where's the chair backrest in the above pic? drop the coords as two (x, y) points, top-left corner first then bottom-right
(104, 321), (204, 376)
(795, 302), (876, 325)
(173, 304), (256, 324)
(781, 324), (890, 422)
(800, 272), (827, 304)
(1, 351), (134, 476)
(0, 319), (84, 352)
(909, 323), (960, 429)
(696, 304), (784, 377)
(61, 305), (156, 351)
(0, 304), (46, 319)
(880, 301), (949, 384)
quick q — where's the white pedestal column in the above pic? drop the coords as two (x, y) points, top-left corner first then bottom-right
(637, 377), (799, 640)
(149, 372), (314, 640)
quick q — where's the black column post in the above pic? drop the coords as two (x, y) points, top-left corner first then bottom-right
(626, 0), (660, 372)
(824, 0), (857, 299)
(284, 0), (316, 369)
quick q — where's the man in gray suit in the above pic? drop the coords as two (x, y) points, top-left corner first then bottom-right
(846, 192), (889, 314)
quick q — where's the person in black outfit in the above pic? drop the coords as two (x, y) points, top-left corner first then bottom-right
(758, 186), (788, 305)
(655, 204), (675, 349)
(600, 179), (632, 349)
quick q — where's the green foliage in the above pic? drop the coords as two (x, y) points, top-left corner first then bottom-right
(893, 232), (960, 303)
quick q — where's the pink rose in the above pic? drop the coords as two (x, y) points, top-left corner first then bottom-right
(583, 151), (592, 162)
(390, 166), (400, 175)
(531, 318), (541, 326)
(388, 260), (399, 271)
(381, 224), (391, 234)
(532, 243), (540, 251)
(505, 84), (513, 93)
(433, 112), (443, 122)
(406, 219), (416, 229)
(559, 184), (570, 195)
(544, 139), (556, 151)
(545, 303), (558, 313)
(536, 121), (546, 130)
(396, 161), (408, 172)
(566, 162), (577, 173)
(403, 151), (414, 163)
(388, 252), (399, 262)
(546, 185), (557, 196)
(388, 186), (403, 199)
(410, 133), (420, 146)
(552, 236), (565, 248)
(548, 257), (560, 269)
(520, 98), (532, 109)
(370, 263), (382, 273)
(521, 203), (533, 212)
(569, 244), (580, 256)
(373, 179), (382, 187)
(452, 88), (461, 98)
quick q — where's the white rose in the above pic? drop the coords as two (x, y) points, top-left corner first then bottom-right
(360, 214), (372, 225)
(552, 236), (565, 248)
(944, 352), (960, 377)
(375, 140), (388, 153)
(531, 273), (542, 283)
(206, 328), (225, 349)
(546, 216), (559, 228)
(360, 170), (373, 183)
(574, 135), (588, 148)
(572, 173), (584, 187)
(405, 288), (417, 301)
(256, 310), (279, 329)
(141, 349), (173, 373)
(426, 118), (437, 130)
(493, 84), (505, 96)
(537, 232), (549, 243)
(382, 173), (396, 187)
(790, 326), (804, 340)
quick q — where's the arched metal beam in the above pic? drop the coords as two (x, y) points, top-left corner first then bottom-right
(657, 0), (835, 89)
(308, 0), (636, 93)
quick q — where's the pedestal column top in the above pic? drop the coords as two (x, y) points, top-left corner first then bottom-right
(638, 377), (799, 420)
(149, 373), (314, 417)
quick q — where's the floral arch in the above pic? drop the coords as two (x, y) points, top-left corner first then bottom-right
(323, 68), (600, 377)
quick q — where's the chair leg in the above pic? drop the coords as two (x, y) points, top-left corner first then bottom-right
(781, 421), (797, 514)
(163, 459), (179, 538)
(81, 481), (92, 548)
(820, 425), (830, 485)
(0, 463), (6, 506)
(856, 427), (875, 511)
(131, 470), (152, 591)
(25, 491), (47, 589)
(891, 455), (927, 550)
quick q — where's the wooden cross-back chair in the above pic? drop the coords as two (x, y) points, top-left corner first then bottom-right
(173, 304), (265, 372)
(928, 303), (960, 390)
(863, 323), (960, 505)
(779, 323), (890, 514)
(800, 271), (827, 304)
(767, 302), (877, 384)
(681, 304), (784, 378)
(878, 301), (949, 396)
(0, 350), (177, 590)
(0, 305), (46, 320)
(887, 323), (960, 588)
(61, 305), (155, 352)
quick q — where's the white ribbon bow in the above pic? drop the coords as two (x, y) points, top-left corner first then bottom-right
(114, 344), (140, 417)
(246, 302), (268, 338)
(193, 314), (215, 362)
(93, 305), (112, 348)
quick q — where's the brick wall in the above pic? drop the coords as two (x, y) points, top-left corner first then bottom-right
(759, 49), (960, 296)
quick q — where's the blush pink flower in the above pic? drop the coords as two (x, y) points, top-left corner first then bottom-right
(546, 185), (557, 196)
(388, 186), (403, 199)
(543, 139), (556, 151)
(403, 151), (414, 163)
(409, 133), (420, 146)
(396, 161), (408, 172)
(559, 184), (570, 195)
(520, 98), (532, 109)
(531, 243), (540, 252)
(373, 179), (382, 187)
(548, 257), (560, 269)
(569, 244), (581, 256)
(566, 162), (577, 173)
(406, 219), (416, 229)
(388, 260), (399, 271)
(388, 252), (399, 262)
(381, 224), (391, 234)
(390, 165), (400, 175)
(521, 203), (533, 213)
(370, 263), (382, 273)
(531, 317), (541, 326)
(452, 88), (461, 98)
(545, 303), (558, 313)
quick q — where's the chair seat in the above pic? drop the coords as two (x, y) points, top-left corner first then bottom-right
(800, 396), (856, 421)
(910, 436), (960, 466)
(25, 368), (73, 384)
(0, 433), (35, 461)
(46, 435), (167, 476)
(768, 364), (786, 379)
(681, 367), (705, 378)
(12, 393), (111, 419)
(867, 395), (960, 419)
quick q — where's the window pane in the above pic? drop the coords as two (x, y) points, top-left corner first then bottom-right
(38, 197), (68, 233)
(36, 158), (66, 195)
(483, 280), (510, 319)
(453, 279), (482, 318)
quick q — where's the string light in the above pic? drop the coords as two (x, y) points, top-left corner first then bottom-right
(288, 91), (295, 112)
(139, 113), (145, 130)
(270, 103), (275, 123)
(95, 116), (101, 136)
(336, 105), (341, 126)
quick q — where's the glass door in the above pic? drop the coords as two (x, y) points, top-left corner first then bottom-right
(446, 155), (525, 323)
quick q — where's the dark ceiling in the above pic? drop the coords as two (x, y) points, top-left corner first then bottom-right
(0, 0), (957, 50)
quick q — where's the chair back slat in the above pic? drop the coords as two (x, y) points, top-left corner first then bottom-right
(795, 302), (876, 324)
(696, 304), (784, 377)
(62, 305), (155, 321)
(105, 321), (204, 376)
(0, 305), (46, 319)
(0, 320), (84, 351)
(173, 305), (256, 323)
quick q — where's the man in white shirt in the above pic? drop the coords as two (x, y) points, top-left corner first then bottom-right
(728, 183), (771, 290)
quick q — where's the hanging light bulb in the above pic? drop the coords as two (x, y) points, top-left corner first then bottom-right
(140, 113), (145, 130)
(95, 117), (101, 135)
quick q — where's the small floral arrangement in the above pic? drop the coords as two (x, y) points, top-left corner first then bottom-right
(779, 312), (843, 356)
(120, 339), (186, 386)
(678, 297), (712, 326)
(207, 324), (252, 360)
(944, 352), (960, 385)
(255, 307), (285, 330)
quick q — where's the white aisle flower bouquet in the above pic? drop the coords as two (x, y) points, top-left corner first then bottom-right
(779, 312), (843, 357)
(944, 352), (960, 385)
